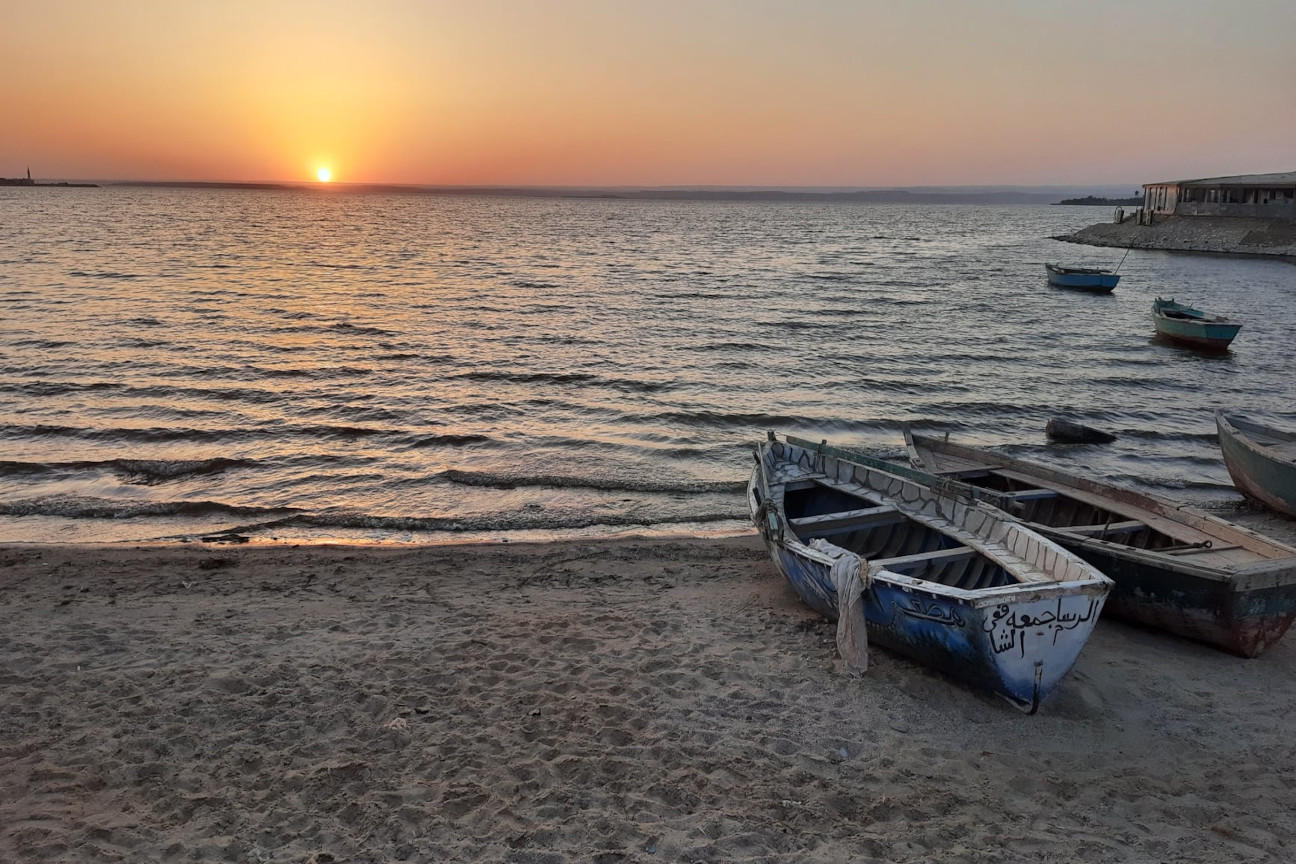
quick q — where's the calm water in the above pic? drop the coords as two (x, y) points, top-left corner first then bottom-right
(2, 187), (1294, 544)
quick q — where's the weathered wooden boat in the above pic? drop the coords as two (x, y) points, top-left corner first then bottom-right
(749, 433), (1110, 713)
(906, 430), (1296, 657)
(1045, 263), (1120, 292)
(1218, 412), (1296, 520)
(1152, 298), (1241, 350)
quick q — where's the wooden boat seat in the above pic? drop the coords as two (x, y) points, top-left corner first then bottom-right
(789, 504), (903, 535)
(1059, 520), (1146, 537)
(871, 546), (976, 571)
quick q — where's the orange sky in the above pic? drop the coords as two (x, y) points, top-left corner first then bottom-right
(3, 0), (1293, 186)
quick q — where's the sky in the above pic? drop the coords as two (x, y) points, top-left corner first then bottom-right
(2, 0), (1293, 187)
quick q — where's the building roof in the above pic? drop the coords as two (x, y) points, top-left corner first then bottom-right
(1145, 172), (1296, 188)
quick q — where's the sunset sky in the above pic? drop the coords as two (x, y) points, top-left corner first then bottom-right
(3, 0), (1293, 187)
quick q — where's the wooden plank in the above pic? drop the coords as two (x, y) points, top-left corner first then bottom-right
(1059, 520), (1146, 536)
(786, 434), (1018, 512)
(789, 505), (901, 533)
(872, 546), (976, 570)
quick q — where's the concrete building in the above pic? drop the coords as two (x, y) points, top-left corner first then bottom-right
(1143, 172), (1296, 220)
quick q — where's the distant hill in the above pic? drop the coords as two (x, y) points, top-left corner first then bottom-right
(1056, 195), (1142, 206)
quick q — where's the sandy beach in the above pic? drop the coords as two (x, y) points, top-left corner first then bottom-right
(3, 532), (1295, 863)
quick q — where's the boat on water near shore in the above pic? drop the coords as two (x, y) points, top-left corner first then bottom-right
(749, 433), (1111, 713)
(1045, 263), (1120, 292)
(904, 430), (1296, 657)
(1152, 298), (1242, 350)
(1217, 412), (1296, 520)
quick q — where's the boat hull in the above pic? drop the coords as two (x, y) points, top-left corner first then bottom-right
(1153, 315), (1241, 350)
(1045, 265), (1119, 292)
(1028, 531), (1296, 657)
(1218, 413), (1296, 520)
(906, 431), (1296, 657)
(749, 439), (1110, 712)
(763, 534), (1105, 709)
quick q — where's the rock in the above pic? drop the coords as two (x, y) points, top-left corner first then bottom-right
(1046, 419), (1116, 444)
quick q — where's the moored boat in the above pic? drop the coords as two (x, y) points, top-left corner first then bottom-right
(1045, 263), (1120, 292)
(749, 433), (1111, 713)
(1217, 412), (1296, 520)
(905, 430), (1296, 657)
(1151, 297), (1242, 350)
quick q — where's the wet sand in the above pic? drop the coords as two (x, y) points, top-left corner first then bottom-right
(3, 533), (1295, 862)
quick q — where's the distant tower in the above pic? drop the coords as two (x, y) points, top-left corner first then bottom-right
(26, 167), (31, 181)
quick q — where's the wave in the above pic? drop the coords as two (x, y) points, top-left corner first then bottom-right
(0, 498), (747, 537)
(229, 508), (748, 535)
(0, 380), (293, 405)
(447, 370), (674, 394)
(438, 469), (747, 495)
(329, 322), (394, 336)
(7, 338), (82, 350)
(0, 496), (299, 520)
(0, 457), (257, 484)
(0, 422), (394, 444)
(639, 410), (887, 433)
(66, 271), (145, 280)
(402, 433), (494, 448)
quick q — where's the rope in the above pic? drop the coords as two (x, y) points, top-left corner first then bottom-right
(1113, 246), (1132, 273)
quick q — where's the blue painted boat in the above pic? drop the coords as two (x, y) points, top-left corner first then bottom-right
(1218, 412), (1296, 520)
(906, 430), (1296, 657)
(1045, 263), (1120, 292)
(749, 433), (1110, 713)
(1152, 298), (1241, 350)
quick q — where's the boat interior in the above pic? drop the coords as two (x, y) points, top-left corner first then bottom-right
(946, 468), (1195, 552)
(1158, 306), (1207, 321)
(781, 479), (1020, 590)
(1227, 416), (1296, 457)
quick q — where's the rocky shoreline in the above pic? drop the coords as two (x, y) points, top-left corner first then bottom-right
(1056, 216), (1296, 261)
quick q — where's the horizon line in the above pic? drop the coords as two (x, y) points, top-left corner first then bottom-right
(60, 179), (1143, 191)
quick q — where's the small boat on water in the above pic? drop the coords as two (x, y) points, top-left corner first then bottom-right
(749, 433), (1111, 713)
(1152, 298), (1242, 350)
(1045, 263), (1120, 293)
(905, 430), (1296, 657)
(1218, 412), (1296, 520)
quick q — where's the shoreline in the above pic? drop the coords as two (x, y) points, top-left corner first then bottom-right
(4, 532), (1296, 861)
(6, 501), (1290, 550)
(1055, 215), (1296, 261)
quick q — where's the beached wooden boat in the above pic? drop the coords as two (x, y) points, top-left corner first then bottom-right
(1045, 263), (1120, 293)
(1218, 412), (1296, 520)
(905, 430), (1296, 657)
(1152, 298), (1242, 350)
(749, 433), (1110, 713)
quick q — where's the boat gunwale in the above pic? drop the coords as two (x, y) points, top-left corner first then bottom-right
(1219, 411), (1296, 450)
(1046, 263), (1116, 276)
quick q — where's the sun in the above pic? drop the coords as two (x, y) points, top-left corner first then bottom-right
(316, 167), (332, 182)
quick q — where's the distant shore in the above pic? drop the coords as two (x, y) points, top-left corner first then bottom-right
(0, 179), (98, 188)
(112, 180), (1100, 205)
(1056, 215), (1296, 261)
(1054, 195), (1141, 206)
